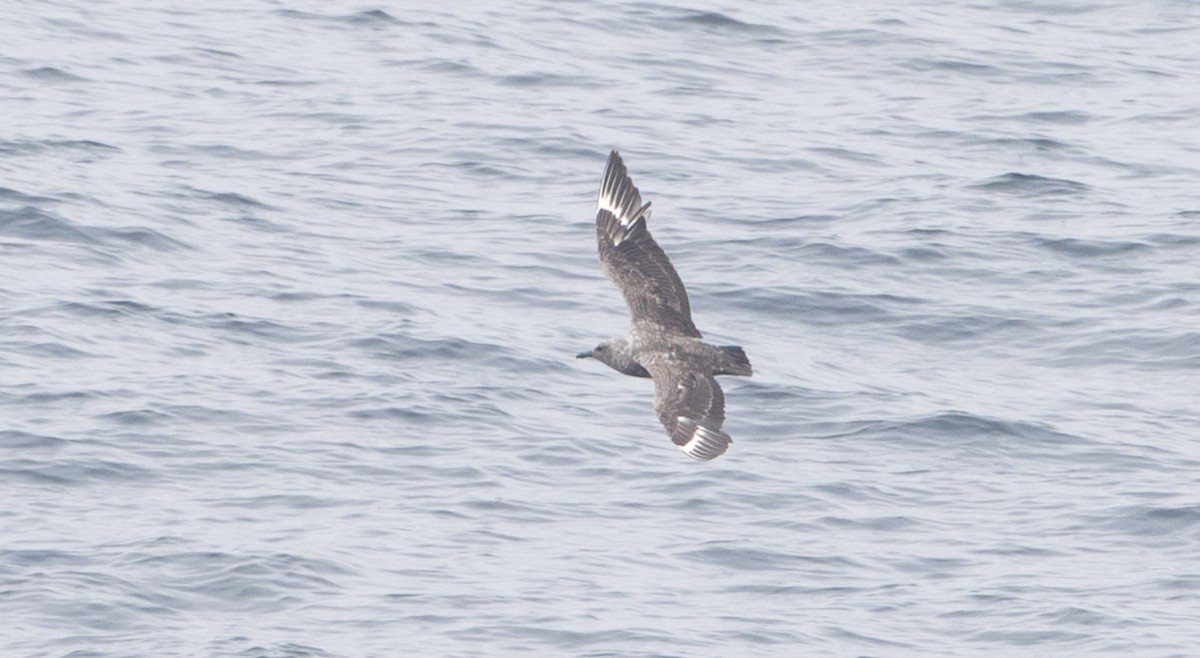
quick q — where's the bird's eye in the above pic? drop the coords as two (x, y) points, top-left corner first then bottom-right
(596, 345), (606, 352)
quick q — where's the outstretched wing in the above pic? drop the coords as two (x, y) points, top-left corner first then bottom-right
(646, 361), (731, 461)
(595, 150), (701, 338)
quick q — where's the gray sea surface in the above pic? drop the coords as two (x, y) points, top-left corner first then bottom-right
(3, 1), (1200, 656)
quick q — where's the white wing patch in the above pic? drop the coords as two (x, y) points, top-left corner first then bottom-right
(676, 418), (730, 461)
(596, 161), (652, 228)
(596, 186), (622, 219)
(597, 183), (649, 223)
(612, 213), (646, 247)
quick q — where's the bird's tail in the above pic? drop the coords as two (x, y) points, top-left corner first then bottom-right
(716, 345), (753, 376)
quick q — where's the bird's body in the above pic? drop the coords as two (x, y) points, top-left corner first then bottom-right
(578, 151), (752, 461)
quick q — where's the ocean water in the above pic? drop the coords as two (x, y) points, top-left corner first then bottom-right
(3, 1), (1200, 656)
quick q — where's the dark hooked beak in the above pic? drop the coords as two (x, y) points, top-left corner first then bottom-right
(576, 350), (592, 359)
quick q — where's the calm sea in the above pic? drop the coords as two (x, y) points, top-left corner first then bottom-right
(3, 1), (1199, 656)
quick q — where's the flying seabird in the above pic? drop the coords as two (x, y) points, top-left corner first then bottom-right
(577, 151), (752, 461)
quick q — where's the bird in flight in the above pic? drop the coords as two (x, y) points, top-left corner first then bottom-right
(577, 151), (752, 460)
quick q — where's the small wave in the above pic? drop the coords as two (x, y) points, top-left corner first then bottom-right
(0, 548), (91, 567)
(681, 542), (863, 576)
(0, 206), (187, 250)
(796, 240), (902, 267)
(21, 66), (88, 82)
(0, 186), (57, 204)
(1018, 110), (1094, 124)
(211, 316), (314, 343)
(908, 58), (1000, 76)
(126, 550), (351, 615)
(894, 312), (1034, 344)
(497, 72), (595, 88)
(275, 8), (402, 28)
(343, 8), (403, 26)
(671, 10), (787, 37)
(350, 333), (511, 364)
(98, 409), (173, 427)
(820, 515), (920, 532)
(16, 390), (95, 404)
(995, 1), (1111, 16)
(716, 287), (912, 328)
(189, 143), (281, 161)
(0, 139), (119, 158)
(1102, 504), (1200, 538)
(346, 405), (442, 423)
(45, 299), (158, 320)
(985, 136), (1076, 152)
(355, 299), (420, 315)
(191, 47), (242, 60)
(834, 411), (1094, 459)
(222, 642), (337, 658)
(101, 225), (190, 250)
(898, 245), (947, 262)
(214, 494), (351, 510)
(0, 206), (99, 244)
(3, 457), (155, 485)
(969, 629), (1090, 646)
(971, 173), (1089, 195)
(345, 9), (400, 25)
(0, 430), (67, 450)
(185, 188), (276, 210)
(19, 342), (98, 359)
(1056, 330), (1200, 369)
(1037, 236), (1147, 257)
(1146, 232), (1200, 247)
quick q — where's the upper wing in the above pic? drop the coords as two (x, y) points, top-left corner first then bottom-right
(595, 150), (701, 338)
(646, 361), (731, 461)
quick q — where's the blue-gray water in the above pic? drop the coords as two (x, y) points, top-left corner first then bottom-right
(3, 2), (1200, 656)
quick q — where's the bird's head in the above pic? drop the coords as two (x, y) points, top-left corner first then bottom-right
(576, 340), (613, 365)
(576, 338), (650, 378)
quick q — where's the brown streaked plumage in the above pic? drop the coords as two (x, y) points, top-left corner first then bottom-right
(577, 151), (752, 461)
